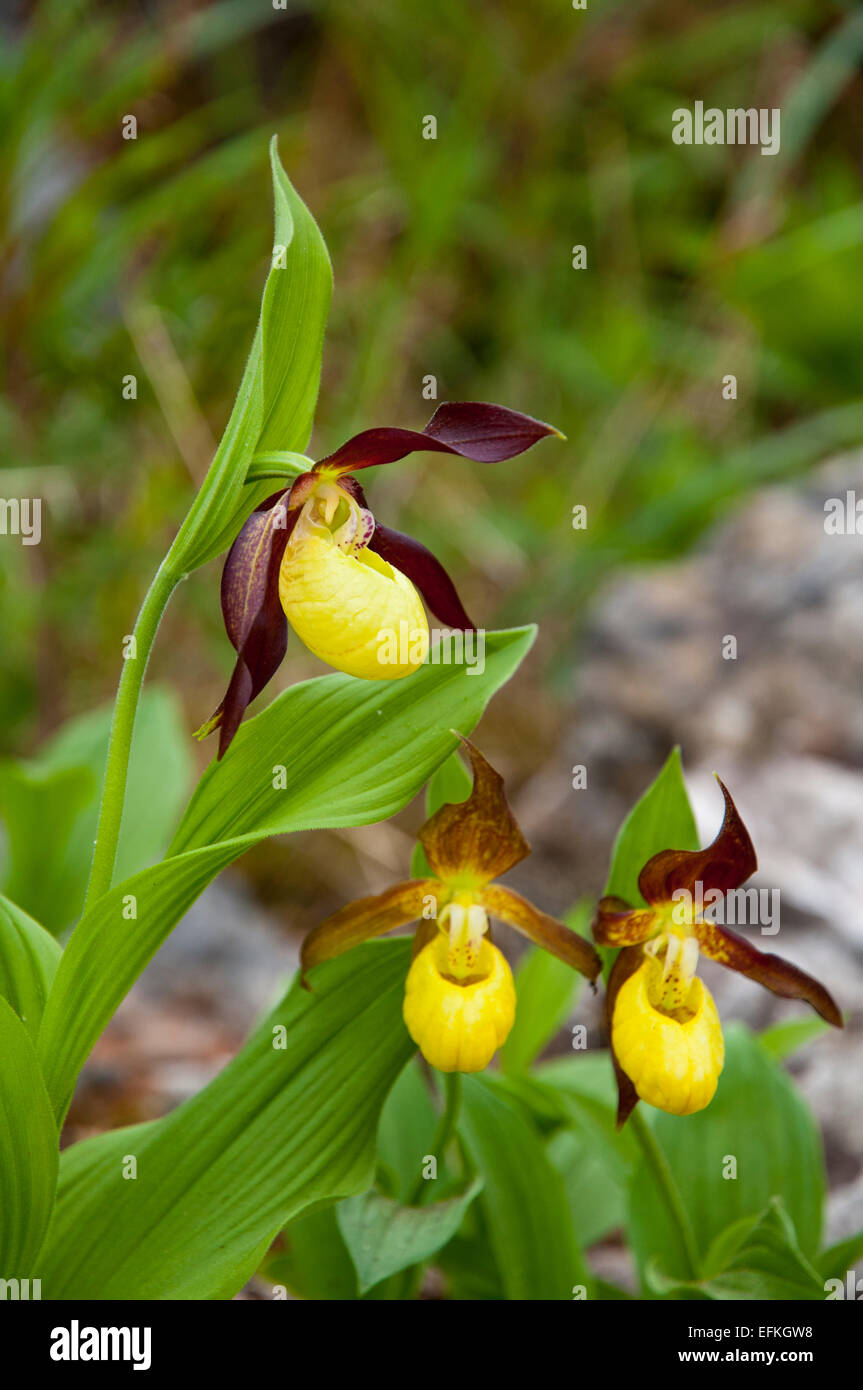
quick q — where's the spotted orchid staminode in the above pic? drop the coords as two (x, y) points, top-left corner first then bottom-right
(300, 739), (601, 1073)
(593, 780), (842, 1126)
(198, 403), (560, 757)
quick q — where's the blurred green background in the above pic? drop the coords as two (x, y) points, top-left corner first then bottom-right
(3, 0), (863, 758)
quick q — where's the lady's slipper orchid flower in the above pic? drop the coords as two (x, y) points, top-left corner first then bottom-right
(199, 402), (560, 756)
(593, 780), (842, 1125)
(301, 739), (602, 1073)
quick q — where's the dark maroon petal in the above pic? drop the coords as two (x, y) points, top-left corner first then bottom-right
(422, 402), (562, 461)
(369, 524), (474, 629)
(214, 596), (287, 759)
(637, 779), (757, 905)
(695, 921), (843, 1027)
(606, 946), (645, 1129)
(314, 402), (560, 475)
(219, 491), (292, 650)
(197, 491), (299, 757)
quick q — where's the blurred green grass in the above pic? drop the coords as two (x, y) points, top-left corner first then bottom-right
(2, 0), (863, 751)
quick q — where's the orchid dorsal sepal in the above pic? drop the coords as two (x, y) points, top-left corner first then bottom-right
(636, 776), (757, 904)
(418, 735), (530, 886)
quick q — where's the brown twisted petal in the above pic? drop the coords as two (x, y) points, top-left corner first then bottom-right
(606, 945), (646, 1128)
(418, 739), (529, 886)
(695, 920), (842, 1027)
(197, 490), (299, 758)
(314, 402), (561, 475)
(592, 895), (659, 947)
(300, 878), (439, 987)
(637, 778), (757, 905)
(480, 883), (602, 982)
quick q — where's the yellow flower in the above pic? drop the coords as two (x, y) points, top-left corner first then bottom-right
(403, 931), (516, 1073)
(611, 948), (724, 1116)
(279, 530), (428, 680)
(594, 778), (841, 1126)
(300, 740), (601, 1074)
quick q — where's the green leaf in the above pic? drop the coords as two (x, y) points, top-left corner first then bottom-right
(537, 1050), (624, 1109)
(38, 629), (533, 1123)
(0, 687), (193, 934)
(0, 762), (94, 935)
(500, 900), (591, 1073)
(0, 996), (58, 1278)
(37, 941), (414, 1300)
(170, 626), (535, 852)
(425, 748), (474, 816)
(758, 1016), (831, 1061)
(52, 686), (194, 897)
(628, 1025), (826, 1290)
(818, 1229), (863, 1284)
(529, 1055), (638, 1248)
(263, 1206), (358, 1300)
(170, 138), (332, 573)
(0, 894), (62, 1037)
(436, 1222), (506, 1300)
(337, 1178), (483, 1295)
(594, 1280), (635, 1300)
(547, 1127), (628, 1249)
(649, 1199), (825, 1301)
(376, 1058), (439, 1201)
(37, 840), (240, 1122)
(459, 1074), (589, 1300)
(257, 138), (332, 453)
(603, 747), (698, 903)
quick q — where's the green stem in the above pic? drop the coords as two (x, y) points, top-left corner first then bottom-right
(390, 1073), (462, 1300)
(407, 1071), (462, 1207)
(630, 1108), (701, 1281)
(83, 559), (181, 912)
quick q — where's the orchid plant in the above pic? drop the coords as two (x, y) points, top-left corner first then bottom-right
(0, 142), (855, 1304)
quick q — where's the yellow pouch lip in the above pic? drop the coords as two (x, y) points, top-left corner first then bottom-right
(402, 933), (516, 1073)
(278, 533), (429, 680)
(612, 958), (724, 1116)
